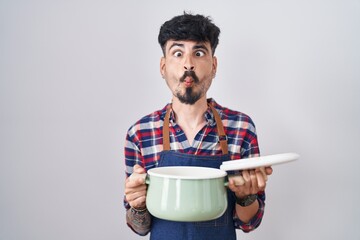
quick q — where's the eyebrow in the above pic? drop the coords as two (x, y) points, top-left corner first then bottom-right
(193, 44), (209, 53)
(168, 42), (184, 51)
(168, 42), (210, 53)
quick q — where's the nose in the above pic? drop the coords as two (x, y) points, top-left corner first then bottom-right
(183, 55), (195, 71)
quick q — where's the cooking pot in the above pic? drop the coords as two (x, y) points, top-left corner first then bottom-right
(130, 153), (299, 222)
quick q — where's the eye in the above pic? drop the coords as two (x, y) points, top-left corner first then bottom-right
(195, 50), (205, 57)
(173, 51), (182, 57)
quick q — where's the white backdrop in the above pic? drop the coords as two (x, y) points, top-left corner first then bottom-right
(1, 0), (359, 239)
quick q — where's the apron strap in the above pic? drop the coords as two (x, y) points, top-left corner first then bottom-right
(163, 105), (171, 151)
(162, 103), (228, 154)
(208, 104), (229, 155)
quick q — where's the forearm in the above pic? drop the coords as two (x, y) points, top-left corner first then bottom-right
(233, 193), (265, 232)
(235, 199), (260, 223)
(126, 207), (151, 236)
(229, 166), (270, 229)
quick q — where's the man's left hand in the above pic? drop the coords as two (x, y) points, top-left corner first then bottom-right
(227, 167), (273, 199)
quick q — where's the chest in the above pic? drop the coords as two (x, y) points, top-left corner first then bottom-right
(179, 122), (207, 146)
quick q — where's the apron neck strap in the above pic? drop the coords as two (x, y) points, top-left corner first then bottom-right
(208, 104), (228, 155)
(162, 103), (228, 154)
(163, 105), (171, 151)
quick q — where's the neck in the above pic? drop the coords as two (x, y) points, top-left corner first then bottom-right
(171, 96), (208, 131)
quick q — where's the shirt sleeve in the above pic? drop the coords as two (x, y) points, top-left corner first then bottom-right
(124, 126), (143, 177)
(123, 128), (152, 236)
(232, 118), (266, 232)
(124, 127), (142, 210)
(233, 191), (266, 232)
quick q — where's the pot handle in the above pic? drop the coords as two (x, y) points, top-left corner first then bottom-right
(224, 174), (245, 187)
(129, 172), (149, 184)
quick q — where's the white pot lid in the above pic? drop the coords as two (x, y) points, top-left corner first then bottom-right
(220, 152), (299, 171)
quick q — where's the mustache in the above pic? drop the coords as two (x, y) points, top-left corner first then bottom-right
(180, 71), (199, 83)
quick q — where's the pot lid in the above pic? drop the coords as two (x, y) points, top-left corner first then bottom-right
(219, 152), (299, 171)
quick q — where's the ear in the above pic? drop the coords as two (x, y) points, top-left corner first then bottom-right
(212, 56), (218, 77)
(160, 57), (166, 78)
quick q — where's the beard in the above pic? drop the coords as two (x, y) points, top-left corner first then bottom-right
(176, 71), (202, 105)
(176, 87), (202, 105)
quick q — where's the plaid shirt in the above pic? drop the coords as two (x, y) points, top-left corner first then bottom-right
(124, 98), (265, 233)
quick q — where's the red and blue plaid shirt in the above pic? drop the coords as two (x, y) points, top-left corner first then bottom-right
(124, 98), (265, 232)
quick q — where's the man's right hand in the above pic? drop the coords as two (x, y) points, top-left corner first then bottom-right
(125, 164), (147, 209)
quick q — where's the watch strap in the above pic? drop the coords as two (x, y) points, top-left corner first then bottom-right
(235, 194), (258, 207)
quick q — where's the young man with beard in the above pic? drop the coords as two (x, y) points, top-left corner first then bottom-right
(123, 13), (272, 240)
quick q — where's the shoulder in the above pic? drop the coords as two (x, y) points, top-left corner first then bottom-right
(126, 104), (169, 137)
(209, 98), (256, 128)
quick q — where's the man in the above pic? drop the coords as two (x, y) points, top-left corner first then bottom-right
(124, 13), (272, 240)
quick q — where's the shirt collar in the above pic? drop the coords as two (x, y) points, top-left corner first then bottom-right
(161, 98), (219, 127)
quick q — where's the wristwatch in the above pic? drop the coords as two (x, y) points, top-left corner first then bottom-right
(235, 194), (257, 207)
(130, 206), (148, 217)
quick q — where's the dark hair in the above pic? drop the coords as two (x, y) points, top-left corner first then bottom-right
(158, 12), (221, 55)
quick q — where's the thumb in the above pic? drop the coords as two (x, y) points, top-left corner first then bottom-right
(134, 164), (146, 174)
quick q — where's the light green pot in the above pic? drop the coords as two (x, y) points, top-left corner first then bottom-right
(145, 166), (228, 222)
(141, 153), (300, 221)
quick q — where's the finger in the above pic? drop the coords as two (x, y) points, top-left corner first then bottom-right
(236, 170), (251, 195)
(249, 170), (258, 194)
(137, 176), (145, 185)
(243, 170), (253, 190)
(261, 167), (268, 181)
(125, 186), (147, 203)
(128, 172), (146, 183)
(134, 164), (146, 173)
(257, 167), (268, 181)
(242, 170), (251, 182)
(130, 195), (147, 209)
(265, 166), (273, 175)
(126, 189), (147, 202)
(228, 174), (245, 186)
(126, 178), (146, 188)
(125, 179), (146, 200)
(125, 184), (146, 200)
(228, 177), (248, 198)
(255, 170), (266, 189)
